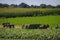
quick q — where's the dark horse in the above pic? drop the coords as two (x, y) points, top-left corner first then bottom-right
(2, 23), (14, 28)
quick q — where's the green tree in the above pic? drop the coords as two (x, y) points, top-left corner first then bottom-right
(3, 4), (9, 8)
(31, 5), (39, 8)
(0, 3), (3, 8)
(47, 5), (55, 8)
(56, 5), (60, 8)
(40, 4), (47, 8)
(19, 3), (30, 8)
(10, 4), (18, 8)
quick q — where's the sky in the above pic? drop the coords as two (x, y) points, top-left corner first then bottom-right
(0, 0), (60, 6)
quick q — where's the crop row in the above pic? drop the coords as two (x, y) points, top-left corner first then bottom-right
(0, 28), (60, 40)
(0, 9), (60, 18)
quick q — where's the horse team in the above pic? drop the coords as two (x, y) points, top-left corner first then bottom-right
(22, 24), (49, 29)
(2, 22), (60, 29)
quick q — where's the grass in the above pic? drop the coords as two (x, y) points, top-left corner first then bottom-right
(0, 15), (60, 27)
(0, 15), (60, 25)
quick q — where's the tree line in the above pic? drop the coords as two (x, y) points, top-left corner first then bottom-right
(0, 2), (60, 8)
